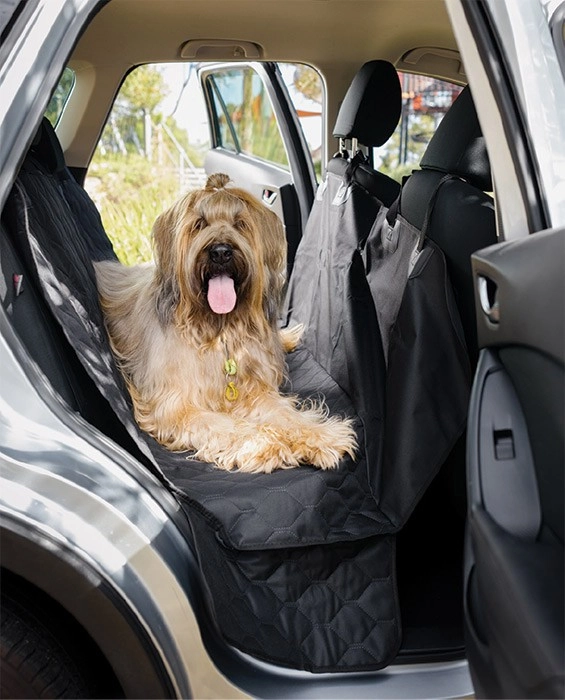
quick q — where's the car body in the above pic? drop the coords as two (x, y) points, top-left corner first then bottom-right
(0, 0), (563, 698)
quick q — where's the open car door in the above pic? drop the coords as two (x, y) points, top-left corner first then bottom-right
(447, 0), (565, 697)
(198, 61), (317, 271)
(465, 229), (564, 698)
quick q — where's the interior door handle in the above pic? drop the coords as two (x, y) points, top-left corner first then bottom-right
(478, 275), (500, 324)
(262, 189), (278, 206)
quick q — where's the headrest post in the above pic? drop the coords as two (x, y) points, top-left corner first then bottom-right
(337, 137), (347, 158)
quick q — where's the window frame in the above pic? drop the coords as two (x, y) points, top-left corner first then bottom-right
(202, 63), (292, 171)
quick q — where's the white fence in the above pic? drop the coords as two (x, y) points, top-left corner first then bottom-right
(155, 121), (207, 192)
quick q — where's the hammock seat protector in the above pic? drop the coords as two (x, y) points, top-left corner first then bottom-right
(10, 134), (469, 670)
(10, 154), (402, 672)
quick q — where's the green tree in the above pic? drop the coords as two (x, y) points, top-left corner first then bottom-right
(87, 65), (177, 264)
(119, 64), (169, 115)
(99, 65), (169, 155)
(293, 65), (322, 104)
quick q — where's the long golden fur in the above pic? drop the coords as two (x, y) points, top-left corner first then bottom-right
(95, 173), (356, 473)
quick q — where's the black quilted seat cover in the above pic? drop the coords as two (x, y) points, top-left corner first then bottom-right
(10, 158), (394, 550)
(191, 510), (400, 672)
(8, 128), (468, 671)
(364, 211), (472, 522)
(7, 151), (402, 671)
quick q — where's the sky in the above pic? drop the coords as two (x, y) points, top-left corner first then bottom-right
(160, 63), (211, 144)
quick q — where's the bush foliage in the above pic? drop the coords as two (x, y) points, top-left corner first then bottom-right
(86, 153), (185, 265)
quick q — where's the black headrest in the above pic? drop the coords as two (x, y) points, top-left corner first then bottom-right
(30, 117), (67, 176)
(333, 60), (402, 147)
(420, 86), (492, 192)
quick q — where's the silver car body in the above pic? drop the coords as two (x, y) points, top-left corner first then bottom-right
(0, 0), (562, 697)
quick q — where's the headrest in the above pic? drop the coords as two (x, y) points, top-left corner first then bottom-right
(333, 60), (402, 147)
(30, 117), (67, 176)
(420, 86), (492, 192)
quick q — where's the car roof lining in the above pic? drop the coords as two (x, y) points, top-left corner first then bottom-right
(62, 0), (462, 167)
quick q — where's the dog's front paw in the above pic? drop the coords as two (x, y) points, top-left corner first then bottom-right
(192, 427), (295, 473)
(228, 431), (300, 474)
(300, 416), (358, 470)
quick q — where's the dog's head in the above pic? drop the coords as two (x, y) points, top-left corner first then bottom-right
(151, 173), (287, 335)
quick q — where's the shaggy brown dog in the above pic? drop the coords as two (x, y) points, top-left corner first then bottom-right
(95, 173), (356, 473)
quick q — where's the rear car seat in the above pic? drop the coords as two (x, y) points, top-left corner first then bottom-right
(285, 65), (475, 660)
(3, 116), (402, 673)
(1, 119), (143, 456)
(1, 84), (493, 668)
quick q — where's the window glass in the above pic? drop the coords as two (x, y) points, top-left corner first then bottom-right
(375, 72), (463, 181)
(207, 67), (289, 168)
(45, 67), (75, 127)
(207, 78), (239, 153)
(85, 61), (323, 265)
(85, 63), (210, 265)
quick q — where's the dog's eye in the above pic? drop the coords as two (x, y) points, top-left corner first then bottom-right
(235, 219), (247, 231)
(195, 217), (206, 230)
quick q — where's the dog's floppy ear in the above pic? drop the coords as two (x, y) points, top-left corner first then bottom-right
(259, 206), (287, 324)
(151, 198), (183, 324)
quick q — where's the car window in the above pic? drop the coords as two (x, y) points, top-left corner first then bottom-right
(204, 66), (290, 169)
(85, 61), (323, 264)
(375, 72), (463, 181)
(208, 85), (238, 153)
(85, 63), (211, 264)
(44, 67), (75, 127)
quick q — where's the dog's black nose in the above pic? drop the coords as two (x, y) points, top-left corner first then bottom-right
(209, 243), (233, 265)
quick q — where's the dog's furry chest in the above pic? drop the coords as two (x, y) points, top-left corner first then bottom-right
(145, 328), (284, 413)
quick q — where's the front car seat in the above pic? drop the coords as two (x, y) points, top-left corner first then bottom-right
(397, 85), (497, 365)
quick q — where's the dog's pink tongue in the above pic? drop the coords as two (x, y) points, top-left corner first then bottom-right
(207, 275), (236, 314)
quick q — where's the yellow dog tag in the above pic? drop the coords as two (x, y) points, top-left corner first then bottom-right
(224, 358), (237, 376)
(225, 381), (239, 401)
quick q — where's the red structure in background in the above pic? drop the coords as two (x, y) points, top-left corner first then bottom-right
(398, 72), (463, 164)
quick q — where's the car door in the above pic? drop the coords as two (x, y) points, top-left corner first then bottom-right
(465, 230), (564, 699)
(446, 0), (565, 697)
(199, 61), (317, 270)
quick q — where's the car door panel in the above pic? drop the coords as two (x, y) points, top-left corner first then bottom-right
(199, 62), (315, 272)
(204, 148), (302, 269)
(465, 228), (565, 698)
(469, 507), (564, 699)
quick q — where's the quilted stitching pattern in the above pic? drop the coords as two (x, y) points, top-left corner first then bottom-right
(191, 510), (400, 672)
(160, 346), (394, 550)
(15, 167), (393, 550)
(11, 162), (402, 672)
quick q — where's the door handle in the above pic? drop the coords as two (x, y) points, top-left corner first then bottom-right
(478, 275), (500, 323)
(262, 189), (278, 206)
